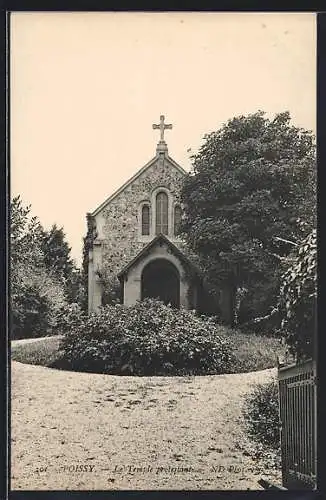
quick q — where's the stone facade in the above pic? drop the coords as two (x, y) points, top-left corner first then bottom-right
(87, 139), (233, 323)
(88, 149), (189, 312)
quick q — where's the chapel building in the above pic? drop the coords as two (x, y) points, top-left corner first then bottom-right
(86, 116), (202, 314)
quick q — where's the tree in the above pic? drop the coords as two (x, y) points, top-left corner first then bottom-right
(40, 224), (84, 305)
(10, 196), (67, 338)
(11, 196), (44, 271)
(40, 224), (75, 280)
(64, 268), (86, 306)
(180, 111), (316, 325)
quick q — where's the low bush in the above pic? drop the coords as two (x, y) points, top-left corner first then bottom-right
(59, 298), (236, 376)
(11, 263), (68, 339)
(219, 329), (287, 373)
(55, 302), (87, 334)
(11, 283), (51, 339)
(11, 321), (288, 375)
(11, 336), (63, 366)
(243, 379), (280, 449)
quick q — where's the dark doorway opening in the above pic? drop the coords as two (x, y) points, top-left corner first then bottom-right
(141, 259), (180, 308)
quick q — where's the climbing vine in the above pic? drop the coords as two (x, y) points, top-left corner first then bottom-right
(277, 229), (317, 360)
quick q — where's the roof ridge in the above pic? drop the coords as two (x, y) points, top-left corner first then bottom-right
(91, 154), (187, 217)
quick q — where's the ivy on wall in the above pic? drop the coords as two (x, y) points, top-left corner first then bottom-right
(277, 229), (317, 360)
(81, 213), (97, 311)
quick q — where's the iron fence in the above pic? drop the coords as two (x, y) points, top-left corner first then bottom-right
(278, 358), (317, 489)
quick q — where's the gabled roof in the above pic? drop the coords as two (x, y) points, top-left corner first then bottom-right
(117, 233), (199, 280)
(91, 154), (187, 217)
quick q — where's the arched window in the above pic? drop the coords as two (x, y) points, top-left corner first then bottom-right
(174, 205), (182, 235)
(141, 205), (150, 235)
(156, 191), (168, 235)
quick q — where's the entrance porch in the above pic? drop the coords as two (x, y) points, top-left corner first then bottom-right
(118, 234), (199, 310)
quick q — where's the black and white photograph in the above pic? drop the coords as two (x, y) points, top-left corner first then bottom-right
(10, 11), (317, 491)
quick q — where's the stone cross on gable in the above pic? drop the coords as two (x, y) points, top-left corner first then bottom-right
(152, 115), (173, 143)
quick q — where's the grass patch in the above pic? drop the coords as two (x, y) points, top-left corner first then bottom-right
(11, 329), (287, 374)
(220, 329), (287, 373)
(11, 337), (63, 367)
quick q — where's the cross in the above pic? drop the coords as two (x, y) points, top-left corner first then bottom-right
(152, 115), (172, 142)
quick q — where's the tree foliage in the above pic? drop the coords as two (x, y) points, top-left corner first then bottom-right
(10, 196), (73, 338)
(11, 196), (44, 271)
(276, 229), (317, 360)
(40, 224), (75, 280)
(40, 224), (84, 305)
(180, 111), (316, 324)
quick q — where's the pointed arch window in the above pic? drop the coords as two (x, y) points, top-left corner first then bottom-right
(156, 191), (168, 235)
(141, 205), (150, 235)
(174, 205), (182, 235)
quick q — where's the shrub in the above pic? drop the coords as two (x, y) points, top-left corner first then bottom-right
(55, 302), (87, 334)
(11, 283), (51, 339)
(11, 263), (68, 339)
(59, 298), (235, 376)
(101, 276), (122, 306)
(219, 330), (287, 373)
(243, 379), (280, 449)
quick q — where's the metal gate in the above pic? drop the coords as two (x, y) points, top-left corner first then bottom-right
(278, 359), (317, 489)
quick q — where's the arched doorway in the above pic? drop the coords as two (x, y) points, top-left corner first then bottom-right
(141, 259), (180, 308)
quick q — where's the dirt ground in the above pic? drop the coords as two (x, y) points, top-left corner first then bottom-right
(11, 360), (281, 490)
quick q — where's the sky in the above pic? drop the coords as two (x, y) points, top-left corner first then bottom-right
(10, 12), (316, 265)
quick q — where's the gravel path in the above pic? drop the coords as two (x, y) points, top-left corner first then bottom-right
(11, 361), (280, 490)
